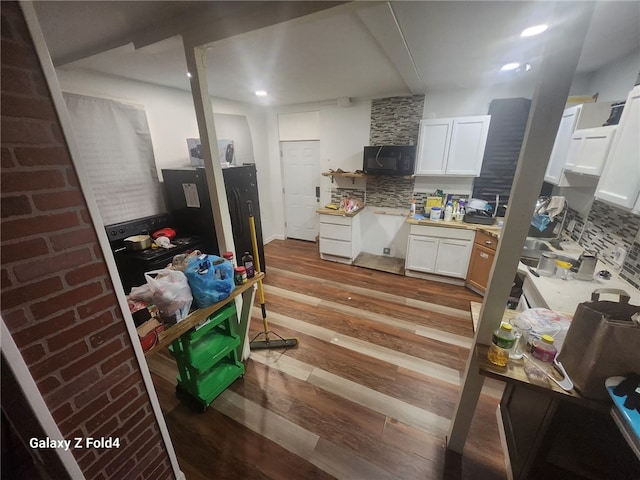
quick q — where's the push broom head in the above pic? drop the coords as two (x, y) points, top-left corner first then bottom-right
(250, 338), (298, 350)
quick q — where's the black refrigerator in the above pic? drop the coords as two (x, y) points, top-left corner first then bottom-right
(161, 165), (266, 272)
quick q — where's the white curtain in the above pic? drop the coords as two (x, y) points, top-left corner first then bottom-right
(63, 93), (165, 225)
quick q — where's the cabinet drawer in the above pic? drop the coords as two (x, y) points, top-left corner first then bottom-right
(319, 214), (352, 226)
(320, 223), (352, 241)
(410, 224), (475, 241)
(474, 230), (498, 251)
(319, 238), (352, 258)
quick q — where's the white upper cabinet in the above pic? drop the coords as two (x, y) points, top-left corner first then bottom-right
(544, 102), (614, 184)
(564, 125), (617, 176)
(596, 85), (640, 210)
(416, 116), (490, 176)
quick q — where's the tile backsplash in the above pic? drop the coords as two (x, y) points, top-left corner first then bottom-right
(369, 95), (425, 146)
(563, 199), (640, 288)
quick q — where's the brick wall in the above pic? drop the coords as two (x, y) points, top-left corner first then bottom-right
(1, 3), (173, 479)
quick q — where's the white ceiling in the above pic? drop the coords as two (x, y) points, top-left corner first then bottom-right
(34, 1), (640, 107)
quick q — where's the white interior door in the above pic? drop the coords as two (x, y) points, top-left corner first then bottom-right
(281, 141), (320, 241)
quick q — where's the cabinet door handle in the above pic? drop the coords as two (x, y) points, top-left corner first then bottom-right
(484, 240), (493, 245)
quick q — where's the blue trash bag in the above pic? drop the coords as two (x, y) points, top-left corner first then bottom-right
(184, 254), (235, 308)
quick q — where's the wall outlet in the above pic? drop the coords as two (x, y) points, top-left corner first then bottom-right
(567, 219), (576, 233)
(613, 246), (627, 267)
(383, 247), (391, 255)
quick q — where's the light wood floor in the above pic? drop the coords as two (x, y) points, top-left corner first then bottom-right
(147, 239), (507, 479)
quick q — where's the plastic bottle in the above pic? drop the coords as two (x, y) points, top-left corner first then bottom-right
(444, 201), (453, 222)
(242, 252), (255, 278)
(222, 251), (236, 267)
(531, 334), (557, 363)
(410, 198), (416, 216)
(488, 323), (515, 367)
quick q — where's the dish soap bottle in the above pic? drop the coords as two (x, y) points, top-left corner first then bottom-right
(410, 198), (416, 216)
(444, 200), (454, 222)
(488, 323), (515, 367)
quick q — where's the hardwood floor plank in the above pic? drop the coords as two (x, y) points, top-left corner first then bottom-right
(146, 238), (506, 480)
(254, 308), (462, 385)
(268, 266), (473, 320)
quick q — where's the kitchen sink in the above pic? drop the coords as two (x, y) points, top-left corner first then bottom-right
(520, 250), (577, 268)
(522, 238), (552, 251)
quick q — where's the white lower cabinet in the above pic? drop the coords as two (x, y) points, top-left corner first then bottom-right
(405, 225), (474, 279)
(319, 213), (361, 264)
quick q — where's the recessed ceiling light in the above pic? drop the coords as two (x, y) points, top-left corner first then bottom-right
(521, 24), (548, 37)
(187, 72), (192, 78)
(500, 62), (521, 72)
(255, 90), (267, 97)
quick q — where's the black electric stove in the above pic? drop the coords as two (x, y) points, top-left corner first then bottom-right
(106, 214), (205, 293)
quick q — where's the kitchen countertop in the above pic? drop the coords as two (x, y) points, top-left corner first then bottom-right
(317, 206), (365, 217)
(518, 237), (640, 313)
(406, 216), (502, 238)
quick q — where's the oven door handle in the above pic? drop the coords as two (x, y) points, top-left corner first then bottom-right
(231, 187), (243, 237)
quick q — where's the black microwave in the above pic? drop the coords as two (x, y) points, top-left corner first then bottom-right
(363, 145), (416, 175)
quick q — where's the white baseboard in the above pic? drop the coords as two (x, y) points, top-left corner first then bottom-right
(264, 234), (285, 244)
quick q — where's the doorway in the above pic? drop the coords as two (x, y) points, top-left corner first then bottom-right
(280, 141), (321, 241)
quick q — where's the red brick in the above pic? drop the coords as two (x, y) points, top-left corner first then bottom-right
(30, 71), (50, 97)
(90, 416), (119, 440)
(2, 211), (79, 241)
(50, 226), (96, 251)
(65, 262), (108, 286)
(59, 393), (110, 436)
(60, 337), (122, 381)
(46, 367), (100, 407)
(14, 146), (70, 166)
(110, 458), (136, 480)
(2, 94), (57, 121)
(14, 247), (93, 283)
(142, 450), (167, 478)
(0, 117), (54, 144)
(32, 190), (84, 211)
(11, 310), (75, 347)
(1, 169), (66, 193)
(85, 441), (121, 479)
(1, 268), (12, 289)
(117, 391), (148, 423)
(101, 349), (134, 376)
(77, 293), (116, 320)
(30, 340), (88, 380)
(132, 446), (161, 479)
(52, 124), (66, 145)
(30, 281), (103, 319)
(51, 402), (74, 424)
(47, 311), (115, 353)
(21, 342), (46, 364)
(1, 147), (15, 168)
(77, 450), (96, 471)
(74, 363), (131, 410)
(3, 276), (63, 311)
(133, 428), (161, 462)
(2, 308), (29, 331)
(89, 322), (127, 349)
(0, 194), (32, 217)
(1, 67), (33, 95)
(1, 237), (49, 263)
(148, 459), (169, 480)
(104, 421), (151, 477)
(66, 166), (80, 188)
(109, 371), (143, 399)
(124, 412), (154, 444)
(85, 386), (138, 433)
(37, 375), (61, 396)
(1, 5), (32, 44)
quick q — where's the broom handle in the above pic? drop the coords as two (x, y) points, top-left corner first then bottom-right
(247, 201), (268, 330)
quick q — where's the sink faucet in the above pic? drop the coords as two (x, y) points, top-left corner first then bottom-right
(548, 202), (568, 250)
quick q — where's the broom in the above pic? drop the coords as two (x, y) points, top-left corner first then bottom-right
(247, 201), (298, 350)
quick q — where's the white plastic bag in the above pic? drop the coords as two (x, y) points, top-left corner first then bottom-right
(515, 308), (572, 349)
(134, 269), (192, 323)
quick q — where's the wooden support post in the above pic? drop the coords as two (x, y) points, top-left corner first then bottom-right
(447, 1), (596, 453)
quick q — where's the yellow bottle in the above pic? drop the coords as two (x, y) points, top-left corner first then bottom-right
(488, 323), (515, 367)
